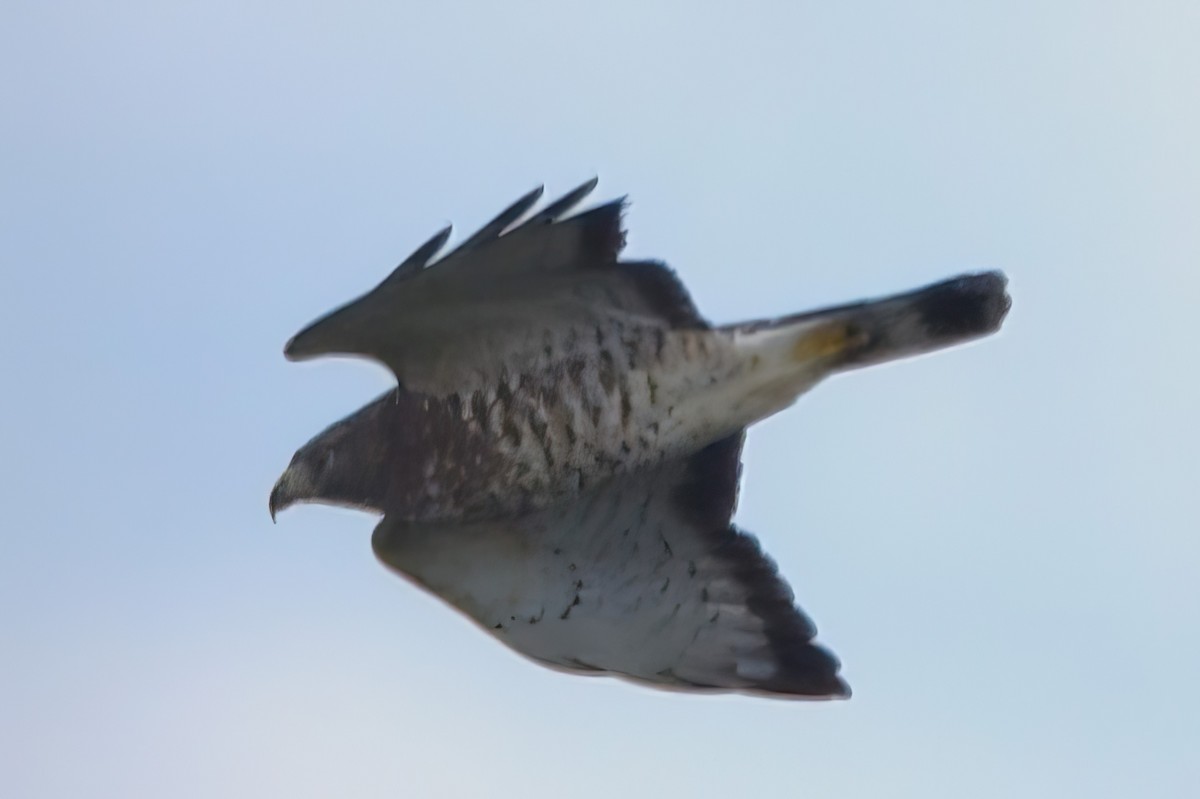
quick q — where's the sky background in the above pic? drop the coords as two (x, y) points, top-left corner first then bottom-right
(2, 2), (1198, 797)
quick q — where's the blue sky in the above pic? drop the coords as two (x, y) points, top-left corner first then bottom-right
(2, 2), (1197, 797)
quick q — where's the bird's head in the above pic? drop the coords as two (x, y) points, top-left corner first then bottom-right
(270, 406), (389, 521)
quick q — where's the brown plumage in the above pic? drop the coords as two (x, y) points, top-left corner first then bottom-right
(271, 180), (1011, 697)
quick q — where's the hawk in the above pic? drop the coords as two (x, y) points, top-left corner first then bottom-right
(270, 180), (1010, 698)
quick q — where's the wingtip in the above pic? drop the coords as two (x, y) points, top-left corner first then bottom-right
(282, 334), (303, 361)
(738, 667), (851, 701)
(527, 178), (603, 224)
(282, 326), (321, 362)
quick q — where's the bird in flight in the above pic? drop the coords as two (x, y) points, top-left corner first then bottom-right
(270, 179), (1011, 699)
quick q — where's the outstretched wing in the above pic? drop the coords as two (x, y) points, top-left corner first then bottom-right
(285, 180), (704, 393)
(371, 434), (848, 699)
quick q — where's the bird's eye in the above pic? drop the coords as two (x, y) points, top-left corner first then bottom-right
(319, 450), (335, 473)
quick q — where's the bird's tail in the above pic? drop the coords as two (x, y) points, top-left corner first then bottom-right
(719, 272), (1011, 420)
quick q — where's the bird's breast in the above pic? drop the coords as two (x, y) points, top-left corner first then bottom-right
(383, 321), (743, 524)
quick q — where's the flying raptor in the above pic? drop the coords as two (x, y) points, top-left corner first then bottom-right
(270, 180), (1011, 698)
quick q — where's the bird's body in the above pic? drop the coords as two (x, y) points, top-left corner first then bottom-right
(307, 320), (858, 524)
(373, 323), (748, 524)
(271, 180), (1011, 698)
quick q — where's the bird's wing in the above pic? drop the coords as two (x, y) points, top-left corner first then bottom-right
(284, 180), (705, 393)
(371, 433), (848, 699)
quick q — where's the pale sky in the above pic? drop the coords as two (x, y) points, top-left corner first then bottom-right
(2, 2), (1197, 797)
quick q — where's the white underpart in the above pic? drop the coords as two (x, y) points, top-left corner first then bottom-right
(372, 451), (834, 694)
(395, 314), (841, 524)
(658, 321), (837, 446)
(477, 318), (836, 499)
